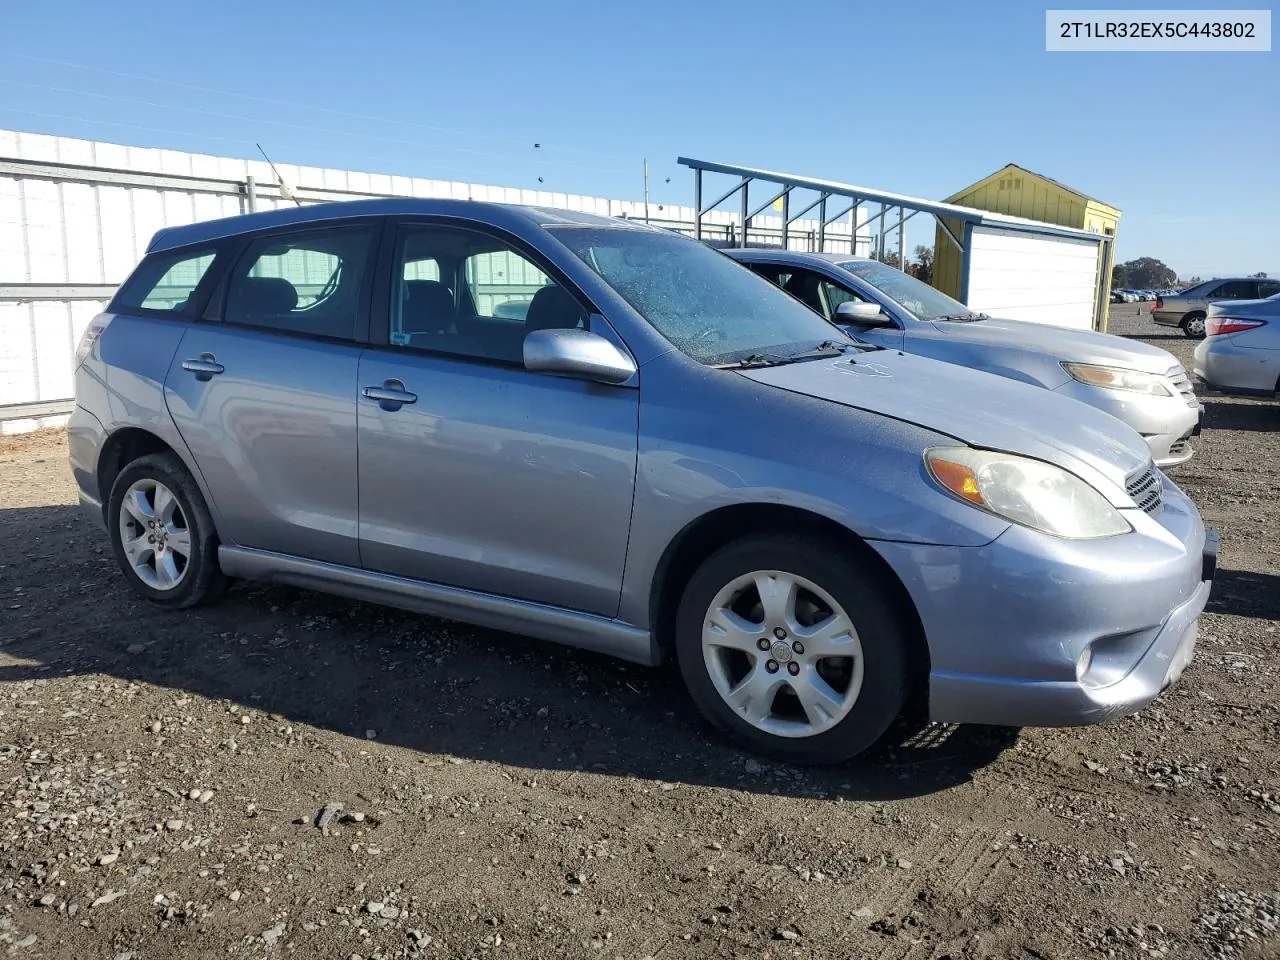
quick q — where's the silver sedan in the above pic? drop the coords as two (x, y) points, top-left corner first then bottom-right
(1152, 277), (1280, 338)
(728, 250), (1203, 467)
(1194, 294), (1280, 397)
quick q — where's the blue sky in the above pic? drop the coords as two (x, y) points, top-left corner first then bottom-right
(1, 0), (1275, 277)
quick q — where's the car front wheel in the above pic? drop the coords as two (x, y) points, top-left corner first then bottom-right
(675, 532), (912, 764)
(107, 453), (228, 609)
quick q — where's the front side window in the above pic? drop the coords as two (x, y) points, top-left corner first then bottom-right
(839, 260), (969, 321)
(223, 224), (376, 340)
(819, 280), (866, 314)
(465, 249), (555, 322)
(553, 227), (842, 365)
(115, 248), (218, 315)
(387, 227), (586, 364)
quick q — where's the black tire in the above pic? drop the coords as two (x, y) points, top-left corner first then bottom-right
(674, 532), (912, 765)
(1181, 312), (1206, 339)
(107, 452), (228, 609)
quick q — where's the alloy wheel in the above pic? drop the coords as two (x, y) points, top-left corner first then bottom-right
(701, 570), (864, 738)
(118, 478), (192, 591)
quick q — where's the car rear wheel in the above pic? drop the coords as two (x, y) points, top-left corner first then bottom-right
(675, 532), (911, 764)
(1182, 313), (1206, 339)
(107, 453), (228, 609)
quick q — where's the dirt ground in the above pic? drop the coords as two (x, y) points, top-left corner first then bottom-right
(0, 304), (1276, 960)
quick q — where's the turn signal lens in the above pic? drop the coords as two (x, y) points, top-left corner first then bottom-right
(1206, 317), (1266, 337)
(928, 459), (984, 505)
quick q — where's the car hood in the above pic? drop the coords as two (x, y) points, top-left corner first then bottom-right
(924, 316), (1178, 374)
(740, 350), (1151, 502)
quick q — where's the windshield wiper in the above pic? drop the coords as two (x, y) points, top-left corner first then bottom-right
(782, 339), (856, 361)
(721, 352), (791, 369)
(937, 312), (988, 322)
(720, 341), (861, 369)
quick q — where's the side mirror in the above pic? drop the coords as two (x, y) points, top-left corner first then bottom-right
(835, 300), (892, 326)
(524, 328), (637, 385)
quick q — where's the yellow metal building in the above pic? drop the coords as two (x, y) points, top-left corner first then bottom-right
(934, 164), (1121, 329)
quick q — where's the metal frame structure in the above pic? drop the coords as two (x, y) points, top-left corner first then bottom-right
(679, 158), (1112, 327)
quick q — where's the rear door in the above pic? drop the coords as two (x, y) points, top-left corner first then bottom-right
(163, 221), (379, 566)
(355, 220), (639, 616)
(1205, 280), (1259, 303)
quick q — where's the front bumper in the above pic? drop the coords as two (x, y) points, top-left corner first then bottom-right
(1193, 336), (1280, 397)
(872, 479), (1215, 728)
(1051, 379), (1201, 468)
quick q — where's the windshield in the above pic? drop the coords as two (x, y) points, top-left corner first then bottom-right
(552, 227), (848, 364)
(838, 259), (972, 321)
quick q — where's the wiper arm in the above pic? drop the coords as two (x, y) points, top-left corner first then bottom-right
(937, 312), (988, 322)
(720, 352), (791, 369)
(785, 339), (851, 360)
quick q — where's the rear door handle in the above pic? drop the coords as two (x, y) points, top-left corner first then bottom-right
(181, 354), (224, 380)
(362, 379), (417, 410)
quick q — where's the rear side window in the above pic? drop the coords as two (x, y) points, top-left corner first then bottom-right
(1209, 280), (1257, 300)
(114, 248), (218, 316)
(1258, 280), (1280, 298)
(223, 224), (376, 341)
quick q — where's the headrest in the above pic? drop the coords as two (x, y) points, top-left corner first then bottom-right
(403, 280), (455, 334)
(524, 285), (584, 333)
(232, 276), (298, 316)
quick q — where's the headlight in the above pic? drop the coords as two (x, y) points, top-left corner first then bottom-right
(925, 447), (1132, 539)
(1061, 362), (1173, 397)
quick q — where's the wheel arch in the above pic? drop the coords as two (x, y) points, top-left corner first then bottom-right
(97, 427), (181, 515)
(649, 503), (930, 679)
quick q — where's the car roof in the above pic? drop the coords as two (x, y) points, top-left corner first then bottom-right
(723, 248), (868, 266)
(146, 198), (637, 253)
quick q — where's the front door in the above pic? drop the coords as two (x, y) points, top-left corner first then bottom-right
(356, 222), (639, 617)
(163, 221), (379, 566)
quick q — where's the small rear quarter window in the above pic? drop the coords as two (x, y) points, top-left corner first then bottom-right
(114, 248), (219, 315)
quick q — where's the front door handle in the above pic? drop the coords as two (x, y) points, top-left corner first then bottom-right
(181, 354), (224, 381)
(362, 379), (417, 411)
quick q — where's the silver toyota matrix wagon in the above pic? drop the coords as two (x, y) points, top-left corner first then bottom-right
(69, 199), (1217, 764)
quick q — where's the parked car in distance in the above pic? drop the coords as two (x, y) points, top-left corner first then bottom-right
(1193, 294), (1280, 397)
(726, 249), (1203, 467)
(1153, 277), (1280, 338)
(70, 199), (1216, 764)
(1111, 289), (1131, 304)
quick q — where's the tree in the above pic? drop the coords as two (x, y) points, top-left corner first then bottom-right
(875, 250), (903, 269)
(912, 245), (934, 284)
(1252, 271), (1269, 278)
(1112, 263), (1129, 288)
(1116, 257), (1176, 290)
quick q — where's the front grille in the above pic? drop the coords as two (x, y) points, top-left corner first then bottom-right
(1166, 364), (1199, 408)
(1125, 463), (1164, 515)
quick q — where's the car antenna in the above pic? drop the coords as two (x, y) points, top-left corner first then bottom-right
(256, 142), (302, 207)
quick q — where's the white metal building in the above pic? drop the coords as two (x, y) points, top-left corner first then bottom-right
(0, 129), (870, 432)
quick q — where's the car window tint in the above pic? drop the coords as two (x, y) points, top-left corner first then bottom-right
(115, 248), (218, 315)
(387, 227), (586, 364)
(820, 281), (866, 312)
(465, 249), (554, 322)
(224, 225), (375, 340)
(1211, 280), (1255, 299)
(1257, 280), (1280, 298)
